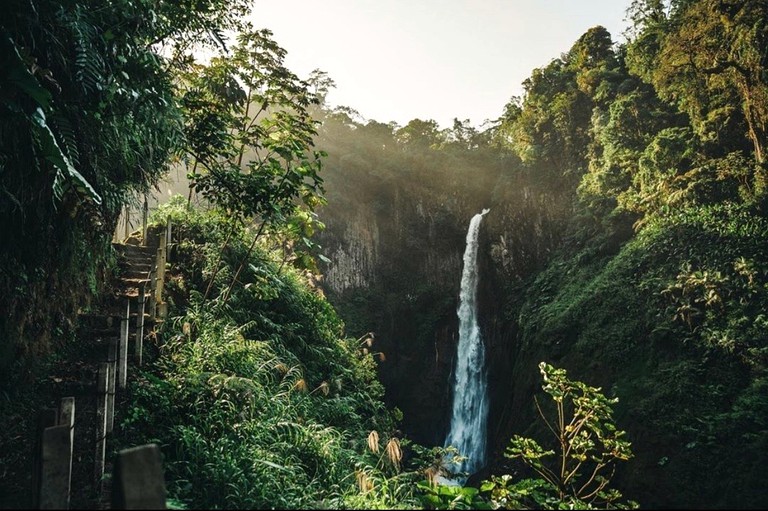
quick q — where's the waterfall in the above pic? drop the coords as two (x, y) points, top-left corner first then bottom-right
(442, 208), (490, 483)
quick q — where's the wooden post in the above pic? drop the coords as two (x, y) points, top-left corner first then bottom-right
(124, 206), (130, 240)
(165, 218), (172, 263)
(107, 339), (117, 433)
(94, 364), (109, 491)
(135, 283), (146, 366)
(32, 409), (58, 508)
(155, 244), (166, 320)
(111, 444), (167, 509)
(141, 195), (148, 247)
(148, 267), (157, 320)
(119, 299), (130, 389)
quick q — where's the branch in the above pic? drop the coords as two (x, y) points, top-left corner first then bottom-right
(219, 163), (295, 304)
(202, 222), (237, 302)
(524, 459), (560, 490)
(577, 461), (611, 501)
(534, 395), (559, 440)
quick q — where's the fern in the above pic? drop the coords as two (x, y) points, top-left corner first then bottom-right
(49, 111), (80, 169)
(66, 5), (104, 95)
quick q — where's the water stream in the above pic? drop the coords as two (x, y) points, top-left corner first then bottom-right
(442, 208), (490, 484)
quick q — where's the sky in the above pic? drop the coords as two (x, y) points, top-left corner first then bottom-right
(250, 0), (632, 129)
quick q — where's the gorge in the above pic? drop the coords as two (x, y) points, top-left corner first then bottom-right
(313, 40), (768, 504)
(3, 1), (768, 508)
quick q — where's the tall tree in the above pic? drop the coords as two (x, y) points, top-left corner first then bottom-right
(628, 0), (768, 161)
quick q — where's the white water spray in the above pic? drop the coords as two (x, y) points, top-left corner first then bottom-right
(443, 208), (490, 483)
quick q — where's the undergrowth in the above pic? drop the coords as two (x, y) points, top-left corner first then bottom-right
(119, 199), (433, 509)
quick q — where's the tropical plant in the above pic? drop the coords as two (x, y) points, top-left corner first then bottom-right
(481, 363), (637, 509)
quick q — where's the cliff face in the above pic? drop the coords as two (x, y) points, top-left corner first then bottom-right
(316, 161), (572, 447)
(316, 179), (472, 444)
(311, 89), (768, 511)
(322, 209), (380, 293)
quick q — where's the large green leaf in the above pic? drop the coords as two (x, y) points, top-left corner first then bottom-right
(2, 33), (101, 206)
(1, 34), (52, 109)
(31, 107), (102, 205)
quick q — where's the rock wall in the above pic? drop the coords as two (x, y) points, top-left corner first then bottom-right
(316, 165), (572, 448)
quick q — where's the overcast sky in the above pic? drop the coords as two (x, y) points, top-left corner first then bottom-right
(251, 0), (632, 129)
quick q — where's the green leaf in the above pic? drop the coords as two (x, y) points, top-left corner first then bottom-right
(31, 107), (102, 205)
(1, 34), (52, 109)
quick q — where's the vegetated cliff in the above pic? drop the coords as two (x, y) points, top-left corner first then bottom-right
(313, 110), (768, 508)
(316, 5), (768, 505)
(313, 111), (573, 448)
(318, 150), (768, 509)
(313, 112), (511, 444)
(316, 164), (475, 445)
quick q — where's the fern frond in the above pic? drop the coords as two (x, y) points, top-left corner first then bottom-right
(49, 111), (79, 168)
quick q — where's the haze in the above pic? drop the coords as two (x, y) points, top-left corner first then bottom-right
(251, 0), (631, 128)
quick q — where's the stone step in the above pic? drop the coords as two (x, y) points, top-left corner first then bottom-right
(119, 262), (155, 274)
(78, 313), (118, 330)
(117, 277), (151, 287)
(120, 272), (153, 282)
(122, 261), (153, 270)
(121, 251), (154, 260)
(114, 247), (155, 261)
(114, 241), (153, 252)
(119, 256), (155, 267)
(85, 309), (153, 323)
(124, 235), (142, 246)
(78, 328), (118, 340)
(115, 289), (153, 300)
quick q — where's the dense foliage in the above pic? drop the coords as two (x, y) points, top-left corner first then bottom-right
(485, 1), (768, 507)
(0, 0), (249, 380)
(0, 0), (326, 383)
(310, 1), (768, 508)
(120, 200), (440, 509)
(3, 0), (767, 508)
(483, 363), (636, 510)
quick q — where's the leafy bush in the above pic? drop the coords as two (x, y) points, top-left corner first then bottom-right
(481, 363), (638, 510)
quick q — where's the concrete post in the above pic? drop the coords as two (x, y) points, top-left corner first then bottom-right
(39, 424), (72, 509)
(57, 397), (75, 508)
(32, 409), (58, 508)
(155, 245), (166, 320)
(107, 339), (117, 433)
(119, 299), (130, 389)
(165, 219), (172, 263)
(141, 196), (148, 247)
(111, 444), (167, 509)
(148, 268), (157, 320)
(94, 364), (109, 491)
(136, 283), (146, 366)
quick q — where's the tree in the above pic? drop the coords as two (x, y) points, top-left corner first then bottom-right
(627, 0), (768, 162)
(395, 118), (444, 149)
(0, 0), (250, 375)
(179, 27), (327, 301)
(183, 27), (324, 224)
(481, 363), (637, 509)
